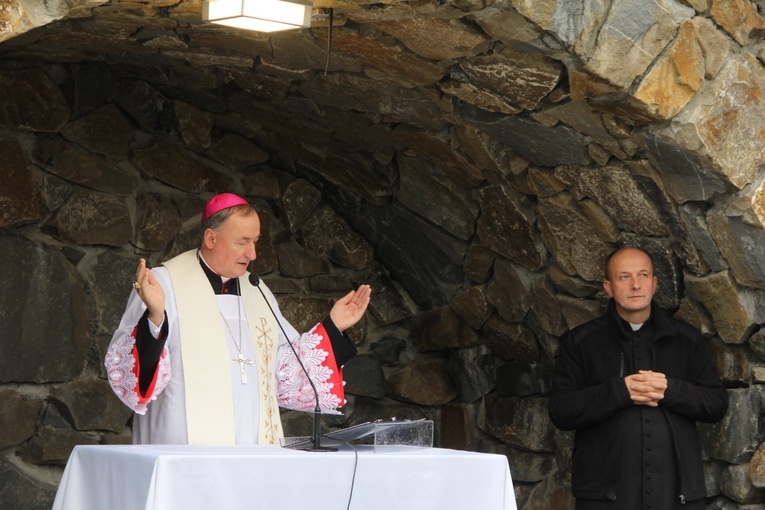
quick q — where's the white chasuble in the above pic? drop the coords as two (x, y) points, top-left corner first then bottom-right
(105, 249), (347, 446)
(163, 251), (283, 445)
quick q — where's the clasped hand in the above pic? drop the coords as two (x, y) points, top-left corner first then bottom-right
(625, 370), (667, 407)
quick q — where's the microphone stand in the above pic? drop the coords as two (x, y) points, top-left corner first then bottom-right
(248, 273), (337, 452)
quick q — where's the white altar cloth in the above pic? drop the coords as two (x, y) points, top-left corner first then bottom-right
(52, 444), (517, 510)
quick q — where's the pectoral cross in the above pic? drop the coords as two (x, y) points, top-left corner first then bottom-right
(231, 352), (252, 384)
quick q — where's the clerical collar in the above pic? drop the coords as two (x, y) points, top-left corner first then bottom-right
(197, 252), (239, 295)
(609, 300), (652, 336)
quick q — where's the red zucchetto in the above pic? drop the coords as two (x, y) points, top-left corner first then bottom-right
(201, 193), (249, 223)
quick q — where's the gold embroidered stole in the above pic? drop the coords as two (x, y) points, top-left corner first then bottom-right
(241, 274), (284, 444)
(164, 250), (283, 445)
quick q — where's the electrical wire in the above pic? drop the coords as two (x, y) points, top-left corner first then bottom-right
(333, 437), (359, 510)
(283, 431), (359, 507)
(323, 8), (333, 76)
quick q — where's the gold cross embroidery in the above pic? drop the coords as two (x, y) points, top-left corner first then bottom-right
(255, 317), (272, 343)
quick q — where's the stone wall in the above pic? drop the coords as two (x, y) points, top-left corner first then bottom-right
(1, 0), (765, 509)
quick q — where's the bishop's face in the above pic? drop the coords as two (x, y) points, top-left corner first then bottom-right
(203, 211), (261, 278)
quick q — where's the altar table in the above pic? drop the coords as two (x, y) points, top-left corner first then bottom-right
(52, 444), (518, 510)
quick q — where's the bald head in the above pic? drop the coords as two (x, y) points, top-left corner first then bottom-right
(604, 247), (654, 282)
(603, 247), (657, 324)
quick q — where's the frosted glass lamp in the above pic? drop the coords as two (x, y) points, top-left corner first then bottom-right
(202, 0), (312, 32)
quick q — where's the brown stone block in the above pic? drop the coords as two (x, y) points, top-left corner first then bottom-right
(374, 17), (490, 61)
(19, 427), (99, 467)
(0, 236), (89, 383)
(314, 28), (446, 88)
(207, 133), (269, 170)
(721, 463), (765, 504)
(0, 456), (56, 510)
(323, 108), (401, 154)
(0, 137), (47, 228)
(61, 104), (134, 159)
(298, 72), (447, 132)
(360, 268), (411, 327)
(46, 188), (132, 246)
(35, 135), (137, 197)
(476, 184), (547, 270)
(0, 390), (43, 449)
(685, 270), (758, 344)
(486, 258), (536, 323)
(411, 306), (480, 351)
(388, 359), (458, 406)
(710, 0), (765, 46)
(0, 68), (70, 131)
(537, 193), (613, 283)
(449, 344), (499, 403)
(275, 239), (331, 277)
(633, 20), (704, 120)
(584, 0), (691, 90)
(557, 294), (606, 331)
(271, 29), (362, 73)
(394, 126), (484, 188)
(114, 79), (175, 133)
(574, 162), (669, 236)
(482, 315), (540, 364)
(749, 442), (765, 488)
(282, 179), (322, 233)
(450, 285), (491, 330)
(479, 393), (555, 452)
(302, 205), (375, 270)
(174, 100), (215, 148)
(131, 139), (233, 193)
(50, 376), (133, 433)
(134, 192), (182, 251)
(396, 155), (478, 240)
(220, 68), (291, 101)
(277, 294), (339, 335)
(458, 45), (562, 111)
(440, 402), (473, 450)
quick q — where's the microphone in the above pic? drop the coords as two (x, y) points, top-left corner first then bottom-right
(248, 272), (337, 452)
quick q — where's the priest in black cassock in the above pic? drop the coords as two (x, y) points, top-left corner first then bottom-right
(105, 193), (371, 445)
(549, 247), (728, 510)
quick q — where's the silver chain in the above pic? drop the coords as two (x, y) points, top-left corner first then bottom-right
(218, 278), (243, 353)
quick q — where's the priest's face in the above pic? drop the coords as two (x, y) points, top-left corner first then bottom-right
(202, 211), (261, 278)
(603, 247), (657, 324)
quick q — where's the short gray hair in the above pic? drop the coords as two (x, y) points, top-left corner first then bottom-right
(199, 204), (257, 242)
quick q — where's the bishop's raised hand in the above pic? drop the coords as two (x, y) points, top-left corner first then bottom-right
(135, 258), (165, 326)
(329, 284), (372, 333)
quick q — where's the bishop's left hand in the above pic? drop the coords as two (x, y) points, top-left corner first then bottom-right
(330, 284), (372, 332)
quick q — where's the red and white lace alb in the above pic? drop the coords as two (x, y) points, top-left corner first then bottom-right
(104, 329), (171, 415)
(277, 324), (345, 414)
(105, 323), (344, 415)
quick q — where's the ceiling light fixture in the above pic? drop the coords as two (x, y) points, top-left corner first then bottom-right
(202, 0), (312, 33)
